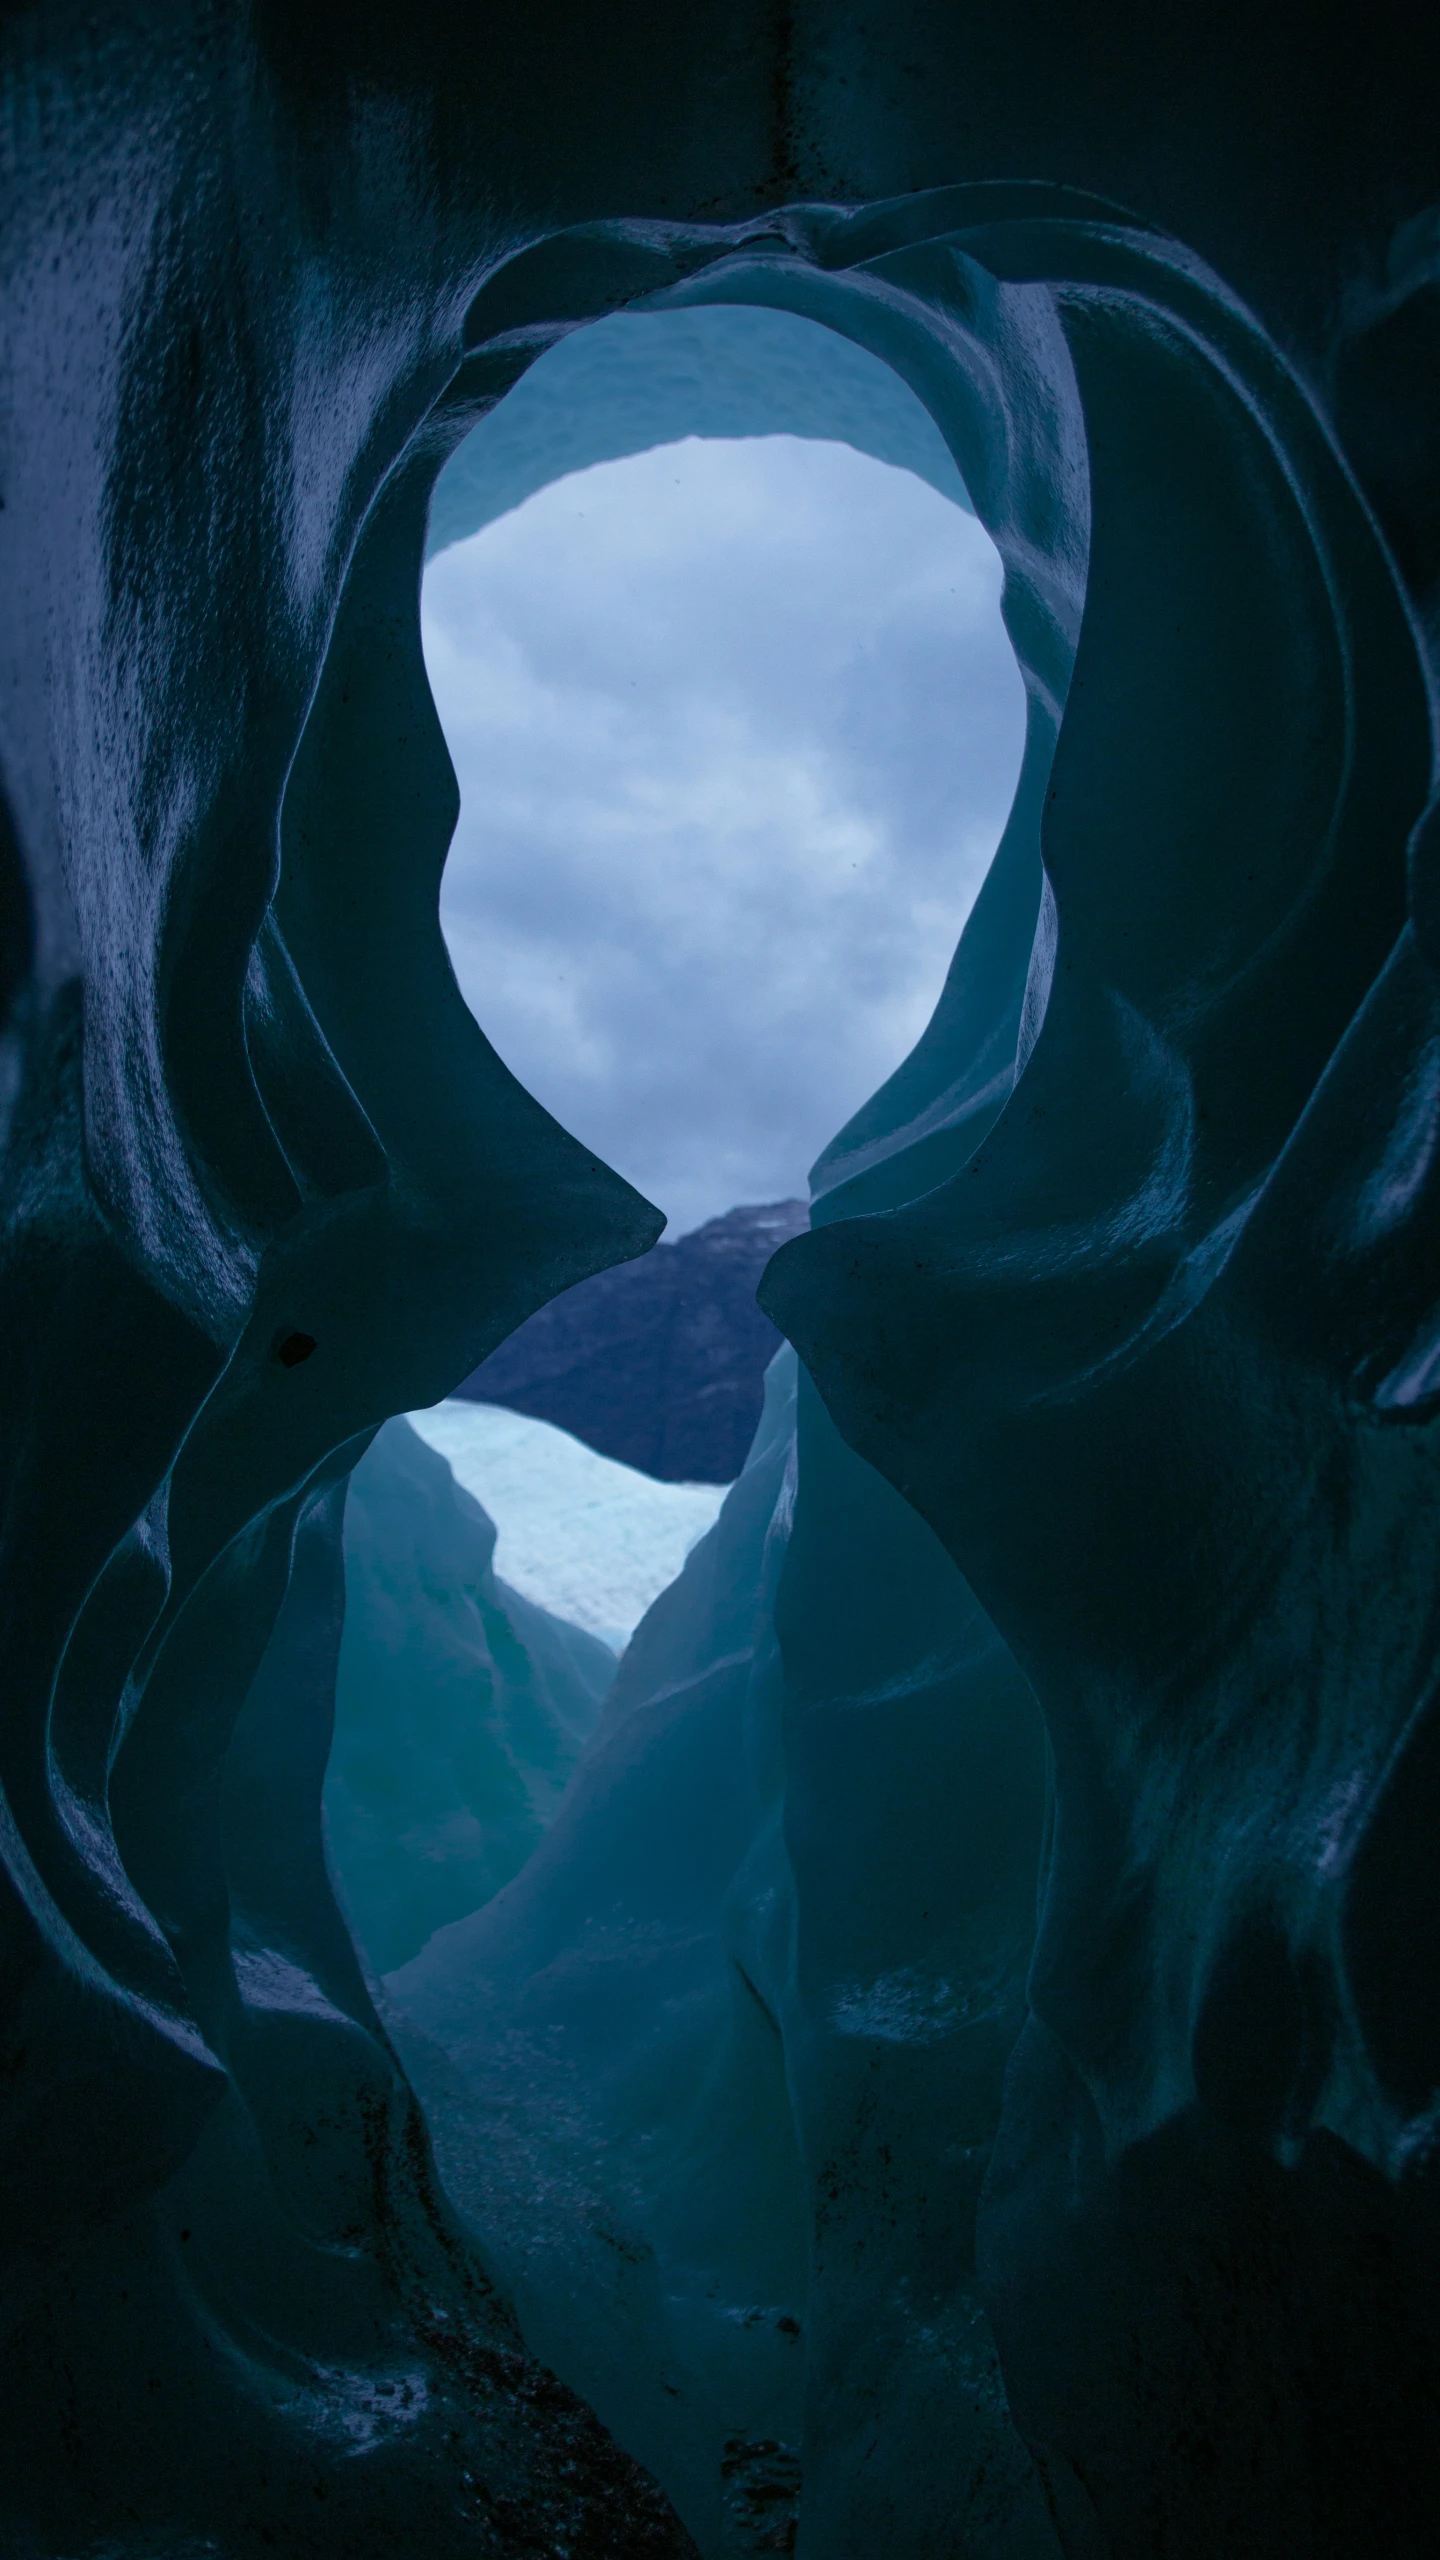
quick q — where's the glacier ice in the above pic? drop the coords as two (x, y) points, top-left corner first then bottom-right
(388, 1346), (1054, 2558)
(325, 1405), (729, 1975)
(406, 1399), (727, 1649)
(326, 1416), (618, 1975)
(3, 9), (1440, 2557)
(425, 303), (973, 562)
(387, 1354), (810, 2554)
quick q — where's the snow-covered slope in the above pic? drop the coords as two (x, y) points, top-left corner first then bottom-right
(406, 1399), (728, 1652)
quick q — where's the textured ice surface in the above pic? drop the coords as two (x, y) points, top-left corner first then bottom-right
(406, 1400), (727, 1651)
(327, 1418), (617, 1975)
(390, 1349), (1052, 2558)
(388, 1356), (808, 2556)
(426, 303), (972, 561)
(6, 16), (1440, 2557)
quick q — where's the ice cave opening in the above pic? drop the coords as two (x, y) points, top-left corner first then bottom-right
(314, 307), (1034, 2549)
(321, 304), (1026, 1974)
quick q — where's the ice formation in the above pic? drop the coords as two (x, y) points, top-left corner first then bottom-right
(3, 9), (1439, 2558)
(326, 1417), (618, 1975)
(389, 1347), (1050, 2556)
(424, 303), (972, 561)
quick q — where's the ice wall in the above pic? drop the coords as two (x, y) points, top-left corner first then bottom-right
(390, 1345), (1053, 2559)
(388, 1353), (811, 2553)
(327, 1417), (616, 1975)
(762, 224), (1439, 2559)
(2, 6), (1439, 2556)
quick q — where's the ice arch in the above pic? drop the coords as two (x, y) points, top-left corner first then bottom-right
(1, 11), (1438, 2559)
(1, 177), (1095, 2560)
(348, 314), (1039, 2554)
(425, 300), (973, 558)
(376, 199), (1431, 2559)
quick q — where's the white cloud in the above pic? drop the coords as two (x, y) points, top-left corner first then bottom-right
(424, 434), (1026, 1236)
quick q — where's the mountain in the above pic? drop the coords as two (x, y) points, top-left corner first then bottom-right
(454, 1199), (809, 1484)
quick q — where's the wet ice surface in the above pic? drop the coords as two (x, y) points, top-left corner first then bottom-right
(406, 1398), (729, 1652)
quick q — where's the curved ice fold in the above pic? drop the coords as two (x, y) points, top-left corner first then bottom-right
(426, 302), (973, 562)
(327, 1417), (619, 1974)
(389, 1350), (1054, 2559)
(6, 30), (1439, 2550)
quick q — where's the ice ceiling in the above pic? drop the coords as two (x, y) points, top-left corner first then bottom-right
(1, 7), (1438, 2558)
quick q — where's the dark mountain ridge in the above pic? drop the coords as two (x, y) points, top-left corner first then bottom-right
(456, 1199), (808, 1483)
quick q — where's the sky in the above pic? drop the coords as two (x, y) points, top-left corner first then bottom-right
(423, 433), (1027, 1238)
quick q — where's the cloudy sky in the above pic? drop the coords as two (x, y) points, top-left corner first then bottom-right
(423, 433), (1026, 1238)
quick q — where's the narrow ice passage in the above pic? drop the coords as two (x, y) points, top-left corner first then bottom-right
(11, 62), (1433, 2546)
(324, 307), (1038, 2555)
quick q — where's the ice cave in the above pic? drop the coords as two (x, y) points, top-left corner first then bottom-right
(2, 7), (1439, 2557)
